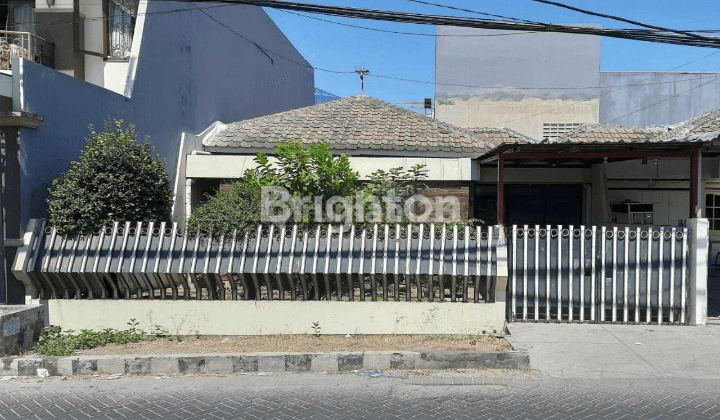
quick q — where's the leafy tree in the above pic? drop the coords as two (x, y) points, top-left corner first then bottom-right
(46, 119), (172, 234)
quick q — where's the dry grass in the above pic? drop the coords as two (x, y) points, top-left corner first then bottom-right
(76, 334), (511, 355)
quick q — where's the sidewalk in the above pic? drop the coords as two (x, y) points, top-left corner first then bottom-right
(506, 322), (720, 379)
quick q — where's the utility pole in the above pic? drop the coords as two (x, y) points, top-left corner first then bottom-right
(354, 66), (370, 95)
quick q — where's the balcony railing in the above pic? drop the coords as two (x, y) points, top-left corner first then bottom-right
(0, 30), (54, 70)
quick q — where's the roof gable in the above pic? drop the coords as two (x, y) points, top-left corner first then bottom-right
(204, 96), (533, 156)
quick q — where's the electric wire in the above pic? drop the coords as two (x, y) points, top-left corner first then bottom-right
(169, 0), (720, 49)
(276, 10), (537, 37)
(526, 0), (706, 40)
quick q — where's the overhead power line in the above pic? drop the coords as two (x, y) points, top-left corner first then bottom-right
(526, 0), (705, 40)
(277, 10), (538, 37)
(172, 0), (720, 48)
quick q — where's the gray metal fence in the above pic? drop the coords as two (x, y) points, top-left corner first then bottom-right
(15, 220), (499, 303)
(508, 224), (690, 325)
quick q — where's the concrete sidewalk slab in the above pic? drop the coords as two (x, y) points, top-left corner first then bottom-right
(507, 323), (720, 379)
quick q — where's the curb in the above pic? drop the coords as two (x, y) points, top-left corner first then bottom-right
(0, 350), (529, 377)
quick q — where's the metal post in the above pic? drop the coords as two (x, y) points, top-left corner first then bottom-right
(497, 155), (505, 226)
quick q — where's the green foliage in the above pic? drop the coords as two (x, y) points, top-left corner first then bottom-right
(363, 164), (428, 203)
(311, 321), (321, 338)
(46, 119), (173, 234)
(244, 141), (358, 200)
(186, 180), (261, 235)
(187, 141), (437, 233)
(32, 325), (147, 356)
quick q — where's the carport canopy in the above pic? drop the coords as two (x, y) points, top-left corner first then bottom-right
(476, 141), (704, 225)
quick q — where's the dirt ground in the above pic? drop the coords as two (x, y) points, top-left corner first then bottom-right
(74, 334), (511, 355)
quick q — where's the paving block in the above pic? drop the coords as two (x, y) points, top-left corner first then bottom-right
(206, 357), (233, 373)
(285, 354), (312, 372)
(72, 359), (97, 375)
(258, 355), (285, 372)
(390, 352), (417, 370)
(151, 357), (179, 375)
(231, 355), (258, 373)
(311, 354), (338, 373)
(56, 358), (74, 376)
(178, 357), (207, 374)
(125, 357), (152, 375)
(362, 352), (392, 370)
(338, 354), (363, 372)
(17, 358), (44, 376)
(96, 357), (125, 375)
(0, 358), (17, 376)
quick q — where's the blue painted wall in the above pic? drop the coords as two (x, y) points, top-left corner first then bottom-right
(15, 2), (314, 227)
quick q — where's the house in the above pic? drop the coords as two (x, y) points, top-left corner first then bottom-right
(176, 95), (720, 234)
(174, 95), (533, 223)
(0, 0), (315, 303)
(434, 27), (720, 140)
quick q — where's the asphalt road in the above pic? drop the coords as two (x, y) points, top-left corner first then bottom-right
(1, 372), (719, 419)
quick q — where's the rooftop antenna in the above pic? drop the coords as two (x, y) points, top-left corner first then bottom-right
(354, 66), (370, 96)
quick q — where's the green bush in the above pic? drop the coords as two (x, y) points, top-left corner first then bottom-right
(187, 141), (436, 233)
(186, 180), (262, 235)
(46, 119), (173, 234)
(31, 325), (147, 356)
(244, 140), (358, 200)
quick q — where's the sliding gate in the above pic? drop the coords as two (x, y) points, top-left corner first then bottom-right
(508, 224), (689, 325)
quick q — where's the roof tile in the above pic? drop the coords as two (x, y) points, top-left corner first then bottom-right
(203, 96), (534, 155)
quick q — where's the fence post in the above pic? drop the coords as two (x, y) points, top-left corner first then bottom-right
(686, 218), (708, 326)
(496, 226), (508, 313)
(11, 219), (41, 304)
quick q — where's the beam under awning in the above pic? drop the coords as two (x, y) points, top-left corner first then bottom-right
(490, 143), (704, 226)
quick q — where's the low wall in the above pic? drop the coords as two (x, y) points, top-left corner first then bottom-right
(44, 300), (506, 336)
(0, 305), (46, 356)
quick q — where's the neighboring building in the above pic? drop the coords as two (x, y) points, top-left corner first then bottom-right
(0, 0), (314, 303)
(174, 95), (532, 222)
(434, 27), (720, 140)
(314, 88), (340, 104)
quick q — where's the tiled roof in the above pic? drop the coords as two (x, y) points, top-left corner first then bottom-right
(553, 124), (667, 144)
(655, 107), (720, 142)
(204, 96), (533, 156)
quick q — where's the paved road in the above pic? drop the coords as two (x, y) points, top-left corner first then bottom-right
(1, 372), (720, 419)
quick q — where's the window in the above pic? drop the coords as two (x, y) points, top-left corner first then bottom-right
(542, 122), (584, 140)
(610, 202), (654, 225)
(106, 0), (138, 59)
(706, 194), (720, 231)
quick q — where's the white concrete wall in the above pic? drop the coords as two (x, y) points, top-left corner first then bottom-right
(14, 1), (314, 227)
(185, 155), (473, 181)
(44, 300), (507, 335)
(80, 0), (105, 86)
(436, 97), (599, 140)
(35, 0), (73, 12)
(103, 61), (130, 95)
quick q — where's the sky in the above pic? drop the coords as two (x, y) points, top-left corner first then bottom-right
(262, 0), (720, 109)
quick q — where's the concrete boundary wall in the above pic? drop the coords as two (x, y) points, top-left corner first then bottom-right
(0, 305), (46, 356)
(43, 300), (506, 336)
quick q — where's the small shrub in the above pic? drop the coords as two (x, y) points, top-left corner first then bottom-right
(46, 119), (173, 234)
(32, 325), (146, 356)
(186, 180), (261, 235)
(311, 321), (321, 338)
